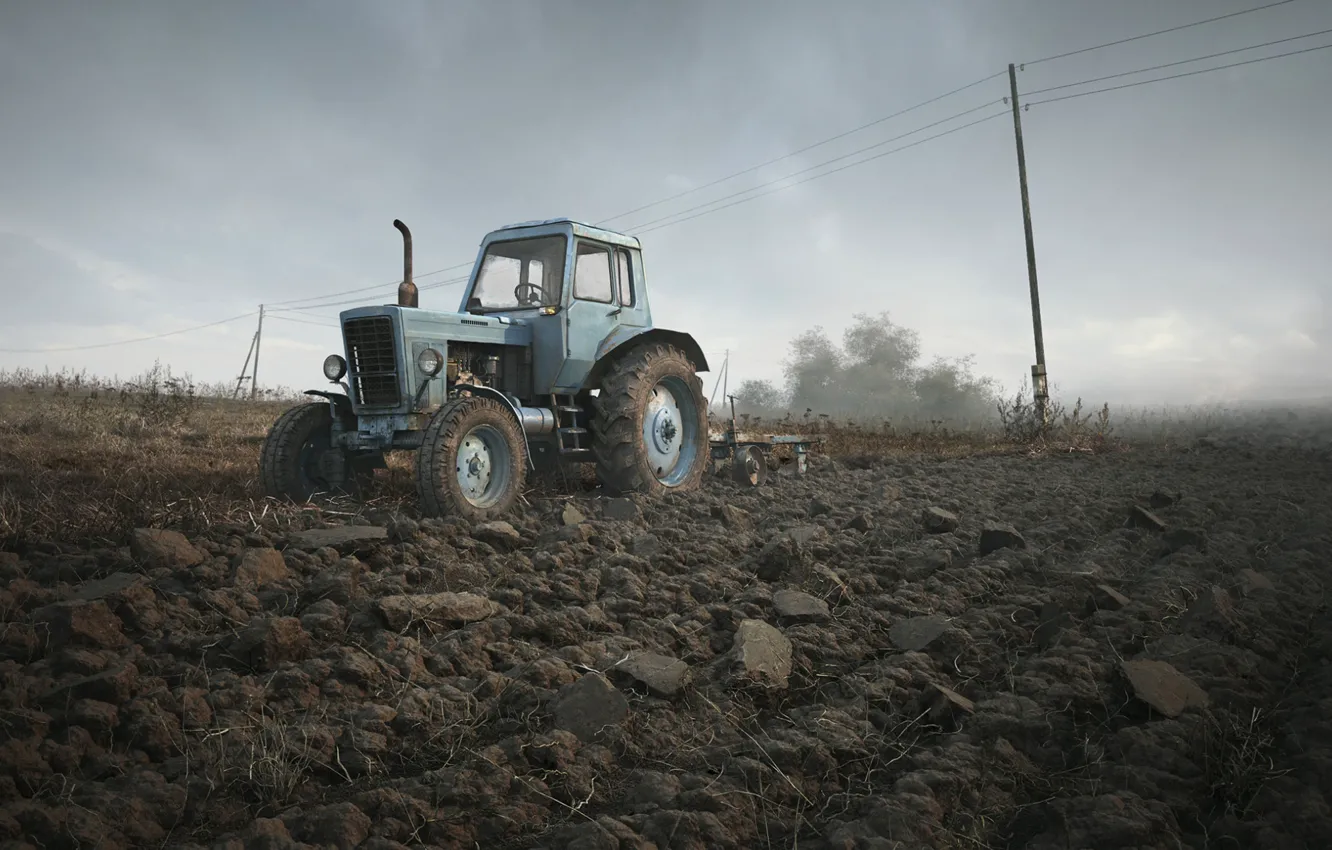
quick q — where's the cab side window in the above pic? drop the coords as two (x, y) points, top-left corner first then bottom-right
(573, 242), (613, 303)
(616, 248), (635, 307)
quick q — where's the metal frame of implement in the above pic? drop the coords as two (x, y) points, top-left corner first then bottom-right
(708, 395), (823, 486)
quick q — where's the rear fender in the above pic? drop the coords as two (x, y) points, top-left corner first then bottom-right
(453, 384), (534, 470)
(585, 327), (710, 388)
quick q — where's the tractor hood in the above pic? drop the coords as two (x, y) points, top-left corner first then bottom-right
(338, 304), (533, 347)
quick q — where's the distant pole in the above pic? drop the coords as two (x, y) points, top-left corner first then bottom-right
(233, 330), (258, 399)
(722, 348), (729, 404)
(1007, 62), (1049, 425)
(708, 349), (730, 410)
(250, 304), (265, 400)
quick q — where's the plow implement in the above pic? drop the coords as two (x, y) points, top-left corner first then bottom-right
(708, 395), (823, 486)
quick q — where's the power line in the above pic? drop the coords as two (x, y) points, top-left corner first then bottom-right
(592, 70), (1008, 228)
(1021, 26), (1332, 98)
(283, 105), (1009, 318)
(1024, 41), (1332, 108)
(624, 98), (1005, 233)
(0, 311), (259, 354)
(265, 261), (473, 309)
(1021, 0), (1304, 67)
(287, 72), (1012, 316)
(637, 110), (1009, 236)
(279, 272), (474, 317)
(267, 314), (339, 329)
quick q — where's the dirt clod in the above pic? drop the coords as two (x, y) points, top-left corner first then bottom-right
(131, 527), (204, 569)
(1237, 568), (1275, 594)
(1128, 505), (1167, 531)
(726, 619), (792, 688)
(613, 651), (691, 698)
(921, 506), (959, 533)
(561, 503), (586, 526)
(552, 671), (629, 742)
(888, 614), (949, 652)
(34, 599), (127, 650)
(772, 588), (830, 623)
(375, 591), (500, 630)
(602, 497), (641, 522)
(1088, 583), (1132, 612)
(473, 520), (522, 549)
(288, 525), (387, 550)
(233, 547), (291, 590)
(1120, 659), (1210, 718)
(978, 522), (1026, 554)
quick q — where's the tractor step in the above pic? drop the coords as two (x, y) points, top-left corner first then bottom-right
(551, 394), (593, 456)
(557, 426), (590, 455)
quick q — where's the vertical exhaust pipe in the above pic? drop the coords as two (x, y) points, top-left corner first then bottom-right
(393, 219), (418, 308)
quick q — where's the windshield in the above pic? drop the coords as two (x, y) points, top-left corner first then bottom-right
(467, 235), (568, 312)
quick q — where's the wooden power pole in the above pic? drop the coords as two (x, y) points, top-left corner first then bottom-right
(1007, 63), (1050, 425)
(249, 304), (265, 400)
(233, 330), (258, 399)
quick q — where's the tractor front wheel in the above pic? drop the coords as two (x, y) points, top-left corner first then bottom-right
(416, 395), (527, 521)
(259, 402), (375, 502)
(592, 342), (709, 496)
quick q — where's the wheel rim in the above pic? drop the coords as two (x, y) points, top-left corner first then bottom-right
(642, 375), (699, 487)
(456, 423), (512, 508)
(296, 433), (333, 494)
(734, 446), (765, 487)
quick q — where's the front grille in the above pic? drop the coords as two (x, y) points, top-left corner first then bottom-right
(343, 316), (402, 407)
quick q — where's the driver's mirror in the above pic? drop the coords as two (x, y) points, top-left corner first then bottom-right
(466, 296), (483, 313)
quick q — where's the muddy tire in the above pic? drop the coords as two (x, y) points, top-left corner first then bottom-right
(416, 395), (526, 521)
(592, 342), (708, 496)
(259, 402), (373, 501)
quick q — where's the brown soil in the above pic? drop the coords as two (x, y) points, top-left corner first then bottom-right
(2, 405), (1331, 849)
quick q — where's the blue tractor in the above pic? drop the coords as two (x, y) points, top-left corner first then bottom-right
(258, 218), (711, 520)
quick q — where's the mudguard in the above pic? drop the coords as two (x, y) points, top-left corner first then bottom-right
(303, 389), (355, 419)
(586, 327), (710, 387)
(453, 384), (535, 470)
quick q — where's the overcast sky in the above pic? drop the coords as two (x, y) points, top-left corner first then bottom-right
(1, 0), (1329, 408)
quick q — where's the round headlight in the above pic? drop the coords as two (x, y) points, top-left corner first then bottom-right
(417, 347), (444, 377)
(323, 354), (347, 381)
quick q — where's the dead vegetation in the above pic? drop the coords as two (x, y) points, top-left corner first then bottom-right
(0, 364), (1198, 549)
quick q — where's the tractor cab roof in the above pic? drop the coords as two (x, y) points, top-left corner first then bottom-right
(490, 218), (641, 250)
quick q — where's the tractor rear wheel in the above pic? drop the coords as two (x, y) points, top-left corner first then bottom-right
(416, 395), (526, 521)
(259, 402), (375, 502)
(592, 342), (708, 496)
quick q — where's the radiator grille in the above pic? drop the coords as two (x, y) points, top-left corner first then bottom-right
(343, 316), (401, 407)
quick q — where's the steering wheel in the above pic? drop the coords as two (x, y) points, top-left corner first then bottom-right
(514, 282), (543, 306)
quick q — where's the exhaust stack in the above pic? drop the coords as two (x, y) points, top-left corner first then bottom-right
(393, 219), (418, 308)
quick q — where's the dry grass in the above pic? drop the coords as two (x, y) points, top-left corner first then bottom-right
(3, 364), (1326, 549)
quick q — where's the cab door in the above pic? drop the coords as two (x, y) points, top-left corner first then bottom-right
(553, 239), (627, 392)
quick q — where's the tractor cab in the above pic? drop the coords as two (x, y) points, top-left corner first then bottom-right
(462, 219), (650, 394)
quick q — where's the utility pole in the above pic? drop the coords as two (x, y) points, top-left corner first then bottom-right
(233, 330), (258, 399)
(1007, 63), (1050, 426)
(249, 304), (265, 400)
(722, 348), (729, 404)
(709, 349), (730, 410)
